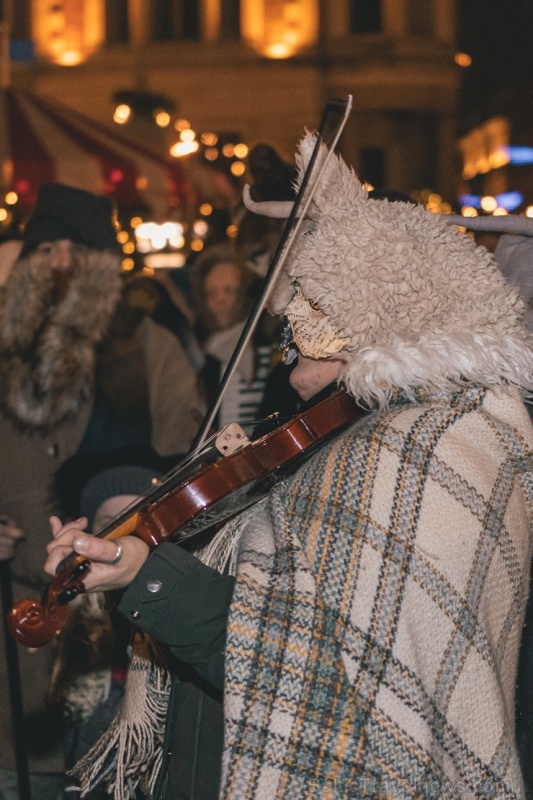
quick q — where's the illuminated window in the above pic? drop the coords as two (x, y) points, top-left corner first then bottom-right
(350, 0), (382, 34)
(242, 0), (318, 58)
(33, 0), (106, 64)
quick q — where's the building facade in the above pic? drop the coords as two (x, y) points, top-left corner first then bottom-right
(5, 0), (460, 203)
(458, 116), (533, 216)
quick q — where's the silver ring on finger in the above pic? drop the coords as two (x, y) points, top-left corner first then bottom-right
(109, 541), (123, 565)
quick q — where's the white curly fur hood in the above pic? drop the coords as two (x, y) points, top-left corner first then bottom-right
(0, 248), (122, 430)
(266, 133), (533, 408)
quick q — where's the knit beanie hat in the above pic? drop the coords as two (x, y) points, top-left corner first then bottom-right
(21, 183), (120, 256)
(80, 465), (161, 531)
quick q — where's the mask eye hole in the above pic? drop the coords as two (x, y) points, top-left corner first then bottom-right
(279, 316), (294, 352)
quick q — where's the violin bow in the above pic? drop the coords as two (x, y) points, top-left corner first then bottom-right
(190, 95), (354, 451)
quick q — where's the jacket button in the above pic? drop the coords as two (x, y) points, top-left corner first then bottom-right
(131, 610), (141, 619)
(147, 579), (163, 593)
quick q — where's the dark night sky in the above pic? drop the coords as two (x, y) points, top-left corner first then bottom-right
(457, 0), (533, 137)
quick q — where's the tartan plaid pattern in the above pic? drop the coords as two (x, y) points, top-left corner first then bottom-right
(221, 387), (533, 799)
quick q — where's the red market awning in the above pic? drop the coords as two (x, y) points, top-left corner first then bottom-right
(0, 89), (192, 219)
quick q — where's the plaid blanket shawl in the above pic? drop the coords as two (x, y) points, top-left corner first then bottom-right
(220, 386), (533, 799)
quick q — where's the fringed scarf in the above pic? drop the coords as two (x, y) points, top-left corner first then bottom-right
(70, 633), (172, 799)
(69, 518), (242, 799)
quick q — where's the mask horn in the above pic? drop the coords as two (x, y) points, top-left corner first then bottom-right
(242, 184), (295, 218)
(441, 214), (533, 236)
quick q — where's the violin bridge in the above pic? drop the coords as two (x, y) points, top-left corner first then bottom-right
(215, 423), (250, 456)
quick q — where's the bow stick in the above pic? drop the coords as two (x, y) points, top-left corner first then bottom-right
(190, 94), (354, 451)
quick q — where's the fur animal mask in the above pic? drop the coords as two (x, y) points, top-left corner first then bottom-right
(0, 247), (122, 431)
(245, 133), (533, 407)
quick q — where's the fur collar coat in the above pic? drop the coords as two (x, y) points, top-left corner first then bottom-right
(0, 249), (201, 774)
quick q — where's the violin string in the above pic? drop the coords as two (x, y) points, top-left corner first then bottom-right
(94, 431), (222, 537)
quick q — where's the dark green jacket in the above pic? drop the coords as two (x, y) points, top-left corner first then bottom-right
(118, 542), (235, 800)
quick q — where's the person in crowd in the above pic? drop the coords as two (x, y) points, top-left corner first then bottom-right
(45, 136), (533, 800)
(495, 228), (533, 332)
(0, 182), (201, 799)
(122, 270), (204, 371)
(49, 449), (165, 799)
(191, 242), (276, 430)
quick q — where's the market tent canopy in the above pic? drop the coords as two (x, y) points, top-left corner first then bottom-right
(0, 89), (191, 219)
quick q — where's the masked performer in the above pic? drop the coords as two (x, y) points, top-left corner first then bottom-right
(46, 138), (533, 800)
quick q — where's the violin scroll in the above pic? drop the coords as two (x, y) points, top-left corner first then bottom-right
(7, 598), (69, 648)
(8, 552), (90, 647)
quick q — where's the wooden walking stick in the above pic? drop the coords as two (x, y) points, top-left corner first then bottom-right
(0, 559), (32, 799)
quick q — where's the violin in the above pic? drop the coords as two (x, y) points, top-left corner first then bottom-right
(7, 391), (363, 648)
